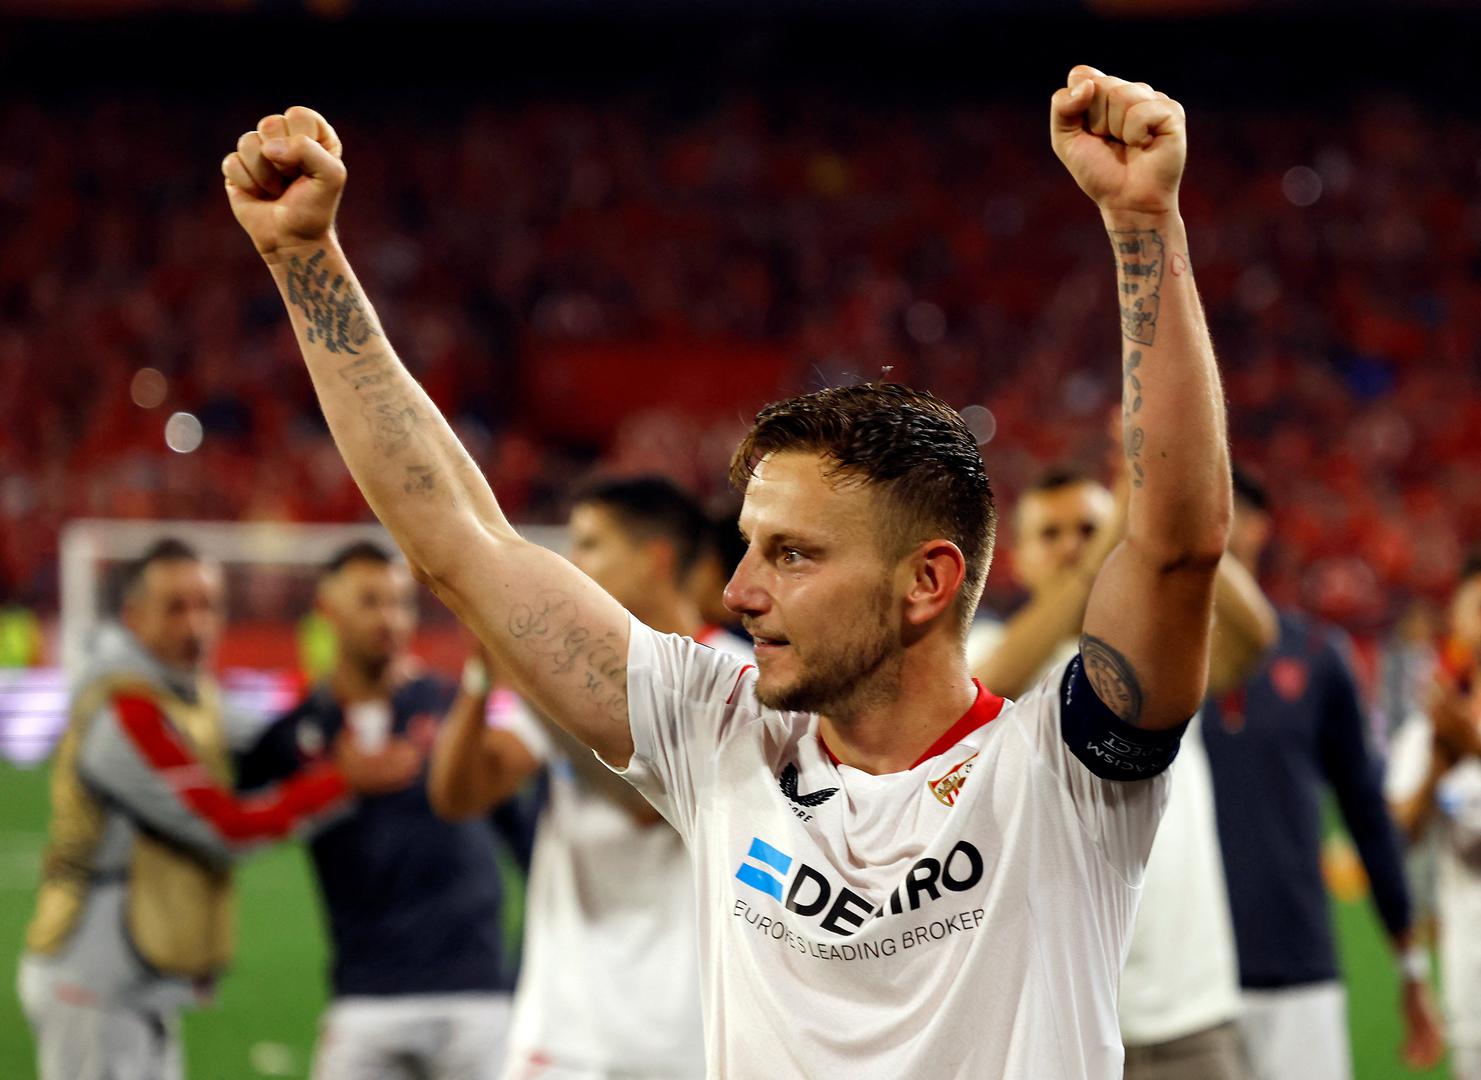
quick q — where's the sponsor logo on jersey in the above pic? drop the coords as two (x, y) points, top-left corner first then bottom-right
(735, 836), (793, 901)
(928, 753), (978, 806)
(1270, 657), (1309, 702)
(735, 833), (985, 935)
(296, 721), (326, 759)
(778, 763), (838, 812)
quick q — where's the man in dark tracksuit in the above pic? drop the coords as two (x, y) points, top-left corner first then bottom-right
(1203, 471), (1444, 1079)
(18, 539), (418, 1080)
(237, 541), (522, 1080)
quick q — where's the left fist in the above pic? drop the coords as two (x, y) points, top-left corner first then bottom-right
(1051, 66), (1186, 217)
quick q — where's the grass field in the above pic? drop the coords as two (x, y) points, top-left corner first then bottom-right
(0, 759), (1456, 1079)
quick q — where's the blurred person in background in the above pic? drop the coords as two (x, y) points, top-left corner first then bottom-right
(688, 505), (748, 640)
(431, 476), (750, 1080)
(970, 465), (1278, 1079)
(17, 538), (417, 1080)
(236, 541), (522, 1080)
(1204, 469), (1443, 1079)
(1388, 553), (1481, 1080)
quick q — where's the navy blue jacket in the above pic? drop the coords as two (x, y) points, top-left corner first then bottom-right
(1203, 611), (1411, 989)
(237, 676), (513, 997)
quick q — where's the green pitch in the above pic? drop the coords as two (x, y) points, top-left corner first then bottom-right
(0, 760), (1455, 1079)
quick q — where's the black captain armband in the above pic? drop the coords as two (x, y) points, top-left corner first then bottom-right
(1059, 655), (1189, 781)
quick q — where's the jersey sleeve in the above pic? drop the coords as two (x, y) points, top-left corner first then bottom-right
(79, 692), (352, 866)
(1315, 636), (1412, 938)
(1009, 655), (1181, 881)
(607, 615), (757, 839)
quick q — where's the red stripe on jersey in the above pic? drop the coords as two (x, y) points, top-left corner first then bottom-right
(113, 693), (349, 844)
(726, 665), (756, 705)
(909, 681), (1005, 769)
(817, 681), (1003, 770)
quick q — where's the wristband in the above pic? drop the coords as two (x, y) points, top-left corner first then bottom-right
(461, 658), (491, 697)
(1400, 945), (1432, 984)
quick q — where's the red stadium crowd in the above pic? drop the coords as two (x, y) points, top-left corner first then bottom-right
(2, 93), (1479, 635)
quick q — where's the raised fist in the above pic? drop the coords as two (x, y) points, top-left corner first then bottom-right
(222, 106), (345, 259)
(1051, 66), (1187, 217)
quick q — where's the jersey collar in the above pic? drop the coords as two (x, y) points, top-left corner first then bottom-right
(818, 680), (1006, 771)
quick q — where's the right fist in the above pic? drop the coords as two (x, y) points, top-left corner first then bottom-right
(222, 106), (345, 259)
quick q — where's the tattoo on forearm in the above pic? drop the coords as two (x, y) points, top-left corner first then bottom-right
(337, 355), (420, 457)
(1080, 633), (1144, 724)
(286, 249), (381, 354)
(508, 590), (628, 721)
(1110, 229), (1164, 345)
(1123, 349), (1145, 488)
(403, 464), (437, 496)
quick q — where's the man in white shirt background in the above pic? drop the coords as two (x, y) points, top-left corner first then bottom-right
(970, 464), (1277, 1079)
(223, 62), (1230, 1076)
(429, 475), (749, 1079)
(1388, 554), (1481, 1080)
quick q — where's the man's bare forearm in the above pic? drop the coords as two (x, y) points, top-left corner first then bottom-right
(1207, 554), (1279, 694)
(1107, 211), (1230, 562)
(975, 568), (1095, 699)
(266, 239), (510, 576)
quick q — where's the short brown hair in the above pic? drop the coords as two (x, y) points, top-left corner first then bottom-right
(730, 383), (996, 624)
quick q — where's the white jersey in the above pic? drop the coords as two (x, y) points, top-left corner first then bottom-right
(614, 618), (1174, 1078)
(969, 620), (1241, 1046)
(499, 627), (751, 1077)
(1387, 713), (1481, 1048)
(1117, 714), (1242, 1045)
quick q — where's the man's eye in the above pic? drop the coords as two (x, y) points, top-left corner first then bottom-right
(781, 549), (803, 566)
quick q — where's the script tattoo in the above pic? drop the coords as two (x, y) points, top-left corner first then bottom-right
(286, 249), (380, 354)
(1123, 349), (1145, 488)
(1080, 633), (1144, 725)
(1110, 229), (1164, 345)
(508, 590), (628, 721)
(337, 355), (420, 457)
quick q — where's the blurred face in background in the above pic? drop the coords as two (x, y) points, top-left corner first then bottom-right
(1229, 499), (1273, 573)
(1013, 481), (1113, 594)
(568, 502), (670, 615)
(1452, 573), (1481, 657)
(123, 559), (224, 673)
(319, 559), (416, 677)
(688, 548), (732, 629)
(725, 452), (905, 714)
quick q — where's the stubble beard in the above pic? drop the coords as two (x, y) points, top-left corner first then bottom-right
(755, 586), (900, 716)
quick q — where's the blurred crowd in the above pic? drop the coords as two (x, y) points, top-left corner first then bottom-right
(2, 92), (1479, 637)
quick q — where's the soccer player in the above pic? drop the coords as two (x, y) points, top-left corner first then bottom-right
(1387, 554), (1481, 1080)
(971, 465), (1277, 1078)
(1204, 470), (1444, 1078)
(236, 541), (520, 1080)
(430, 476), (749, 1078)
(224, 65), (1229, 1075)
(17, 539), (416, 1080)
